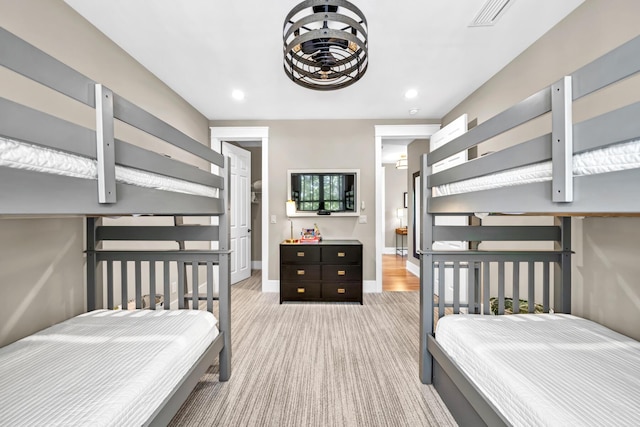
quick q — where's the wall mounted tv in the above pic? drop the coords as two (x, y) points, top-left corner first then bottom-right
(288, 169), (360, 216)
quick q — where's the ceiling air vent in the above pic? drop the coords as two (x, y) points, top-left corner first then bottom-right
(469, 0), (513, 27)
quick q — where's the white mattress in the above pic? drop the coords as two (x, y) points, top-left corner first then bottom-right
(435, 314), (640, 427)
(0, 309), (219, 426)
(434, 138), (640, 196)
(0, 136), (218, 198)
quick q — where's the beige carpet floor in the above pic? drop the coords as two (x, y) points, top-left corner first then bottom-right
(169, 271), (456, 427)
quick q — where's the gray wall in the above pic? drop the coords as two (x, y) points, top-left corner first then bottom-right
(210, 119), (428, 282)
(442, 0), (640, 340)
(383, 164), (407, 248)
(0, 0), (209, 346)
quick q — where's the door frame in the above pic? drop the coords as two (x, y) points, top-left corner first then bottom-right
(374, 124), (440, 291)
(211, 126), (269, 290)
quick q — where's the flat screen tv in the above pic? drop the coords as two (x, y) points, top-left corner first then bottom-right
(288, 169), (359, 216)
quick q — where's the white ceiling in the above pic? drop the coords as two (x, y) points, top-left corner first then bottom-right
(64, 0), (583, 125)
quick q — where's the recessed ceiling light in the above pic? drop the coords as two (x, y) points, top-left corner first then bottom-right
(404, 89), (418, 99)
(409, 108), (420, 115)
(231, 89), (245, 101)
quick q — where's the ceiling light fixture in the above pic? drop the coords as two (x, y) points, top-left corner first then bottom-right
(231, 89), (245, 101)
(283, 0), (368, 91)
(396, 154), (408, 170)
(404, 89), (418, 99)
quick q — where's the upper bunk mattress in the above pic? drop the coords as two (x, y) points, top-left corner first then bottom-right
(435, 313), (640, 427)
(434, 138), (640, 196)
(0, 136), (217, 198)
(0, 309), (218, 427)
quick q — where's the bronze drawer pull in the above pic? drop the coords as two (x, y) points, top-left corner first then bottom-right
(337, 252), (345, 257)
(297, 252), (305, 257)
(297, 270), (305, 275)
(337, 270), (346, 276)
(337, 288), (346, 294)
(297, 287), (305, 293)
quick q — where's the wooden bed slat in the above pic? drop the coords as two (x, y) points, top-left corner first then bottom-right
(164, 261), (171, 310)
(107, 260), (114, 310)
(207, 262), (214, 313)
(497, 262), (505, 315)
(135, 261), (142, 309)
(97, 225), (220, 242)
(528, 262), (535, 313)
(149, 261), (156, 310)
(453, 262), (460, 313)
(543, 262), (550, 312)
(483, 262), (490, 315)
(178, 261), (185, 309)
(467, 262), (475, 314)
(513, 262), (520, 314)
(121, 261), (128, 310)
(192, 261), (199, 309)
(438, 263), (445, 318)
(433, 225), (561, 242)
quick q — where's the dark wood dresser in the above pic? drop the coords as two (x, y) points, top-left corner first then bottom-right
(280, 240), (363, 304)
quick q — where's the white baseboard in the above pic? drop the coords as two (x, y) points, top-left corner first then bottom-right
(363, 280), (379, 293)
(406, 261), (420, 278)
(252, 260), (262, 270)
(383, 247), (395, 255)
(263, 279), (279, 293)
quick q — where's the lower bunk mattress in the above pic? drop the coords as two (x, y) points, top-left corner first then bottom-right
(435, 313), (640, 426)
(0, 309), (218, 426)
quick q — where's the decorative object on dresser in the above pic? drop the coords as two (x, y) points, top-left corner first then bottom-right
(280, 240), (363, 304)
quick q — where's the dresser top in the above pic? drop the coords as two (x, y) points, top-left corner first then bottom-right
(280, 239), (362, 246)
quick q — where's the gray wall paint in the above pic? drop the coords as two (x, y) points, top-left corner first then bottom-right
(383, 164), (407, 248)
(0, 0), (209, 346)
(442, 0), (640, 340)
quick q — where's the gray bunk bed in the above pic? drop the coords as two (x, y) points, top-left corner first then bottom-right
(418, 35), (640, 426)
(0, 27), (231, 426)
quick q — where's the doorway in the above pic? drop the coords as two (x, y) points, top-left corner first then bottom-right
(211, 127), (269, 290)
(374, 125), (440, 292)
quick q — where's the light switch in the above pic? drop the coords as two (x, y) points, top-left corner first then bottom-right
(270, 215), (277, 224)
(358, 215), (367, 224)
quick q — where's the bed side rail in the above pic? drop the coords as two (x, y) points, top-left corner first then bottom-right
(426, 35), (640, 205)
(0, 27), (223, 205)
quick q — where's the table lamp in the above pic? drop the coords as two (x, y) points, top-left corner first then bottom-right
(285, 200), (297, 243)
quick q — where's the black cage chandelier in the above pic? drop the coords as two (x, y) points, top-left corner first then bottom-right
(283, 0), (368, 91)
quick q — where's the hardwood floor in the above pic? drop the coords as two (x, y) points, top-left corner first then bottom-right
(382, 254), (420, 292)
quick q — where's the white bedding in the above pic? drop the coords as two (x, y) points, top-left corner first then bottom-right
(0, 136), (218, 198)
(435, 313), (640, 427)
(434, 138), (640, 196)
(0, 309), (219, 426)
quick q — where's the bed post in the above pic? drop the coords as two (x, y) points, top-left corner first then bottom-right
(218, 155), (232, 382)
(86, 217), (103, 311)
(554, 216), (572, 313)
(419, 153), (435, 384)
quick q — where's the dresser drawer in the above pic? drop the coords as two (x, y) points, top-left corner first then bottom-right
(281, 265), (321, 281)
(322, 265), (362, 282)
(281, 282), (321, 300)
(321, 246), (362, 264)
(322, 282), (362, 301)
(281, 245), (321, 263)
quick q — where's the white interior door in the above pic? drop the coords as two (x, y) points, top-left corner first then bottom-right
(222, 142), (251, 284)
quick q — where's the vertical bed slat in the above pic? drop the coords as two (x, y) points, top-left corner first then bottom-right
(192, 261), (199, 310)
(178, 261), (185, 309)
(483, 262), (490, 315)
(468, 262), (475, 314)
(206, 261), (214, 313)
(121, 261), (128, 310)
(106, 260), (114, 310)
(513, 262), (520, 314)
(164, 261), (171, 310)
(438, 262), (445, 318)
(528, 262), (535, 313)
(497, 262), (505, 315)
(149, 261), (156, 310)
(135, 260), (142, 309)
(543, 262), (550, 312)
(453, 262), (460, 313)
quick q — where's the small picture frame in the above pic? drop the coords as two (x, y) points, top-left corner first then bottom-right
(403, 192), (408, 208)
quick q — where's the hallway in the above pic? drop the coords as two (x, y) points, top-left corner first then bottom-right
(382, 254), (419, 292)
